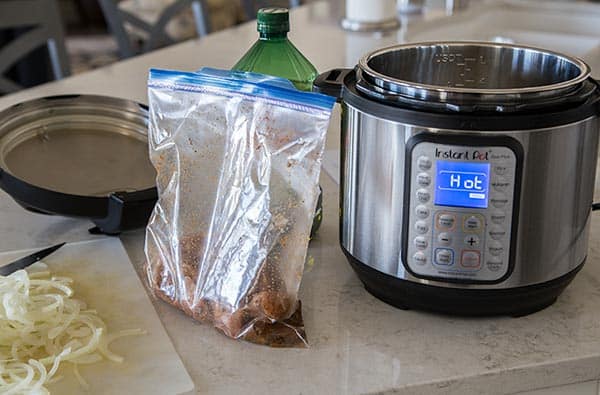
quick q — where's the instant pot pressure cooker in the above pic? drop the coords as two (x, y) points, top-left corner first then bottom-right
(315, 42), (600, 316)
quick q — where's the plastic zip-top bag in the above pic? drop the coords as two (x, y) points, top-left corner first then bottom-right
(145, 68), (335, 347)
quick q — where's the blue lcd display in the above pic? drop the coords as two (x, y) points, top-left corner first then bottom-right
(434, 161), (490, 209)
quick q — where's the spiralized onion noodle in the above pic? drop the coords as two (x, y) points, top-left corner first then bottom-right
(0, 267), (145, 394)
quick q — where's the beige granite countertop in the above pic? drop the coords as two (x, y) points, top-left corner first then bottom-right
(1, 2), (600, 394)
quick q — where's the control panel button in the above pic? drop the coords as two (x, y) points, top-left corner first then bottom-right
(415, 204), (429, 219)
(492, 177), (509, 192)
(436, 213), (456, 230)
(417, 172), (431, 187)
(415, 221), (429, 234)
(417, 156), (432, 170)
(461, 250), (481, 268)
(435, 249), (454, 266)
(415, 205), (430, 219)
(464, 235), (480, 247)
(464, 215), (483, 232)
(490, 152), (512, 161)
(488, 241), (504, 256)
(437, 232), (452, 246)
(486, 256), (503, 272)
(491, 211), (506, 224)
(491, 195), (508, 208)
(414, 236), (428, 250)
(416, 189), (431, 203)
(489, 226), (506, 240)
(413, 252), (428, 266)
(493, 165), (509, 175)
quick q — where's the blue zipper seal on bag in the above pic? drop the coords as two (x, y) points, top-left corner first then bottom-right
(148, 68), (335, 113)
(196, 67), (298, 90)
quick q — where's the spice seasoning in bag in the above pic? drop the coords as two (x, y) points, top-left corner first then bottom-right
(145, 68), (335, 347)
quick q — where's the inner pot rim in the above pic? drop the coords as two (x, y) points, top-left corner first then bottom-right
(358, 41), (591, 98)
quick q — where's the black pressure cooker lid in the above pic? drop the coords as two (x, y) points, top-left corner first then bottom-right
(357, 42), (597, 113)
(0, 95), (158, 234)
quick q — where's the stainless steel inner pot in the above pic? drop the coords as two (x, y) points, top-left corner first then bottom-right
(357, 42), (591, 105)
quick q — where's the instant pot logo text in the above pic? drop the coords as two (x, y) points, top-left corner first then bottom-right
(435, 148), (489, 161)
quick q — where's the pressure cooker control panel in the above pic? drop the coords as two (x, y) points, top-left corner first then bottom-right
(403, 136), (521, 283)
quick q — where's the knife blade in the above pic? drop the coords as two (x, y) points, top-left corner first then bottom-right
(0, 243), (66, 276)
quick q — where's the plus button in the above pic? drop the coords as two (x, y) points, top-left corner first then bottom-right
(464, 234), (480, 247)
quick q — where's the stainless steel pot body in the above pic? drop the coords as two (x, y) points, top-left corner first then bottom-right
(340, 103), (599, 289)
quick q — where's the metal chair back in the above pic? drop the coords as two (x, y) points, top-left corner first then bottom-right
(99, 0), (210, 58)
(0, 0), (70, 94)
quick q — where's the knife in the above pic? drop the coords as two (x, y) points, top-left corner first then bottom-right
(0, 242), (66, 276)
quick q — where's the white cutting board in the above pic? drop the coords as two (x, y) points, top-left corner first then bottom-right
(0, 238), (195, 395)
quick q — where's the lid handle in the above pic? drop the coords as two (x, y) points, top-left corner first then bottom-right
(90, 189), (157, 235)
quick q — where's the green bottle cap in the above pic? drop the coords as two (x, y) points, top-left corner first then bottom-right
(257, 8), (290, 34)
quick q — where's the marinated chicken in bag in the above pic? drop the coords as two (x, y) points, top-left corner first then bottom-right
(145, 68), (335, 347)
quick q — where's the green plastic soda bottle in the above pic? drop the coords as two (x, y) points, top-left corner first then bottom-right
(232, 8), (318, 91)
(232, 7), (324, 237)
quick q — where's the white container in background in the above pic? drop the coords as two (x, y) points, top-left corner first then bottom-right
(342, 0), (400, 32)
(346, 0), (397, 22)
